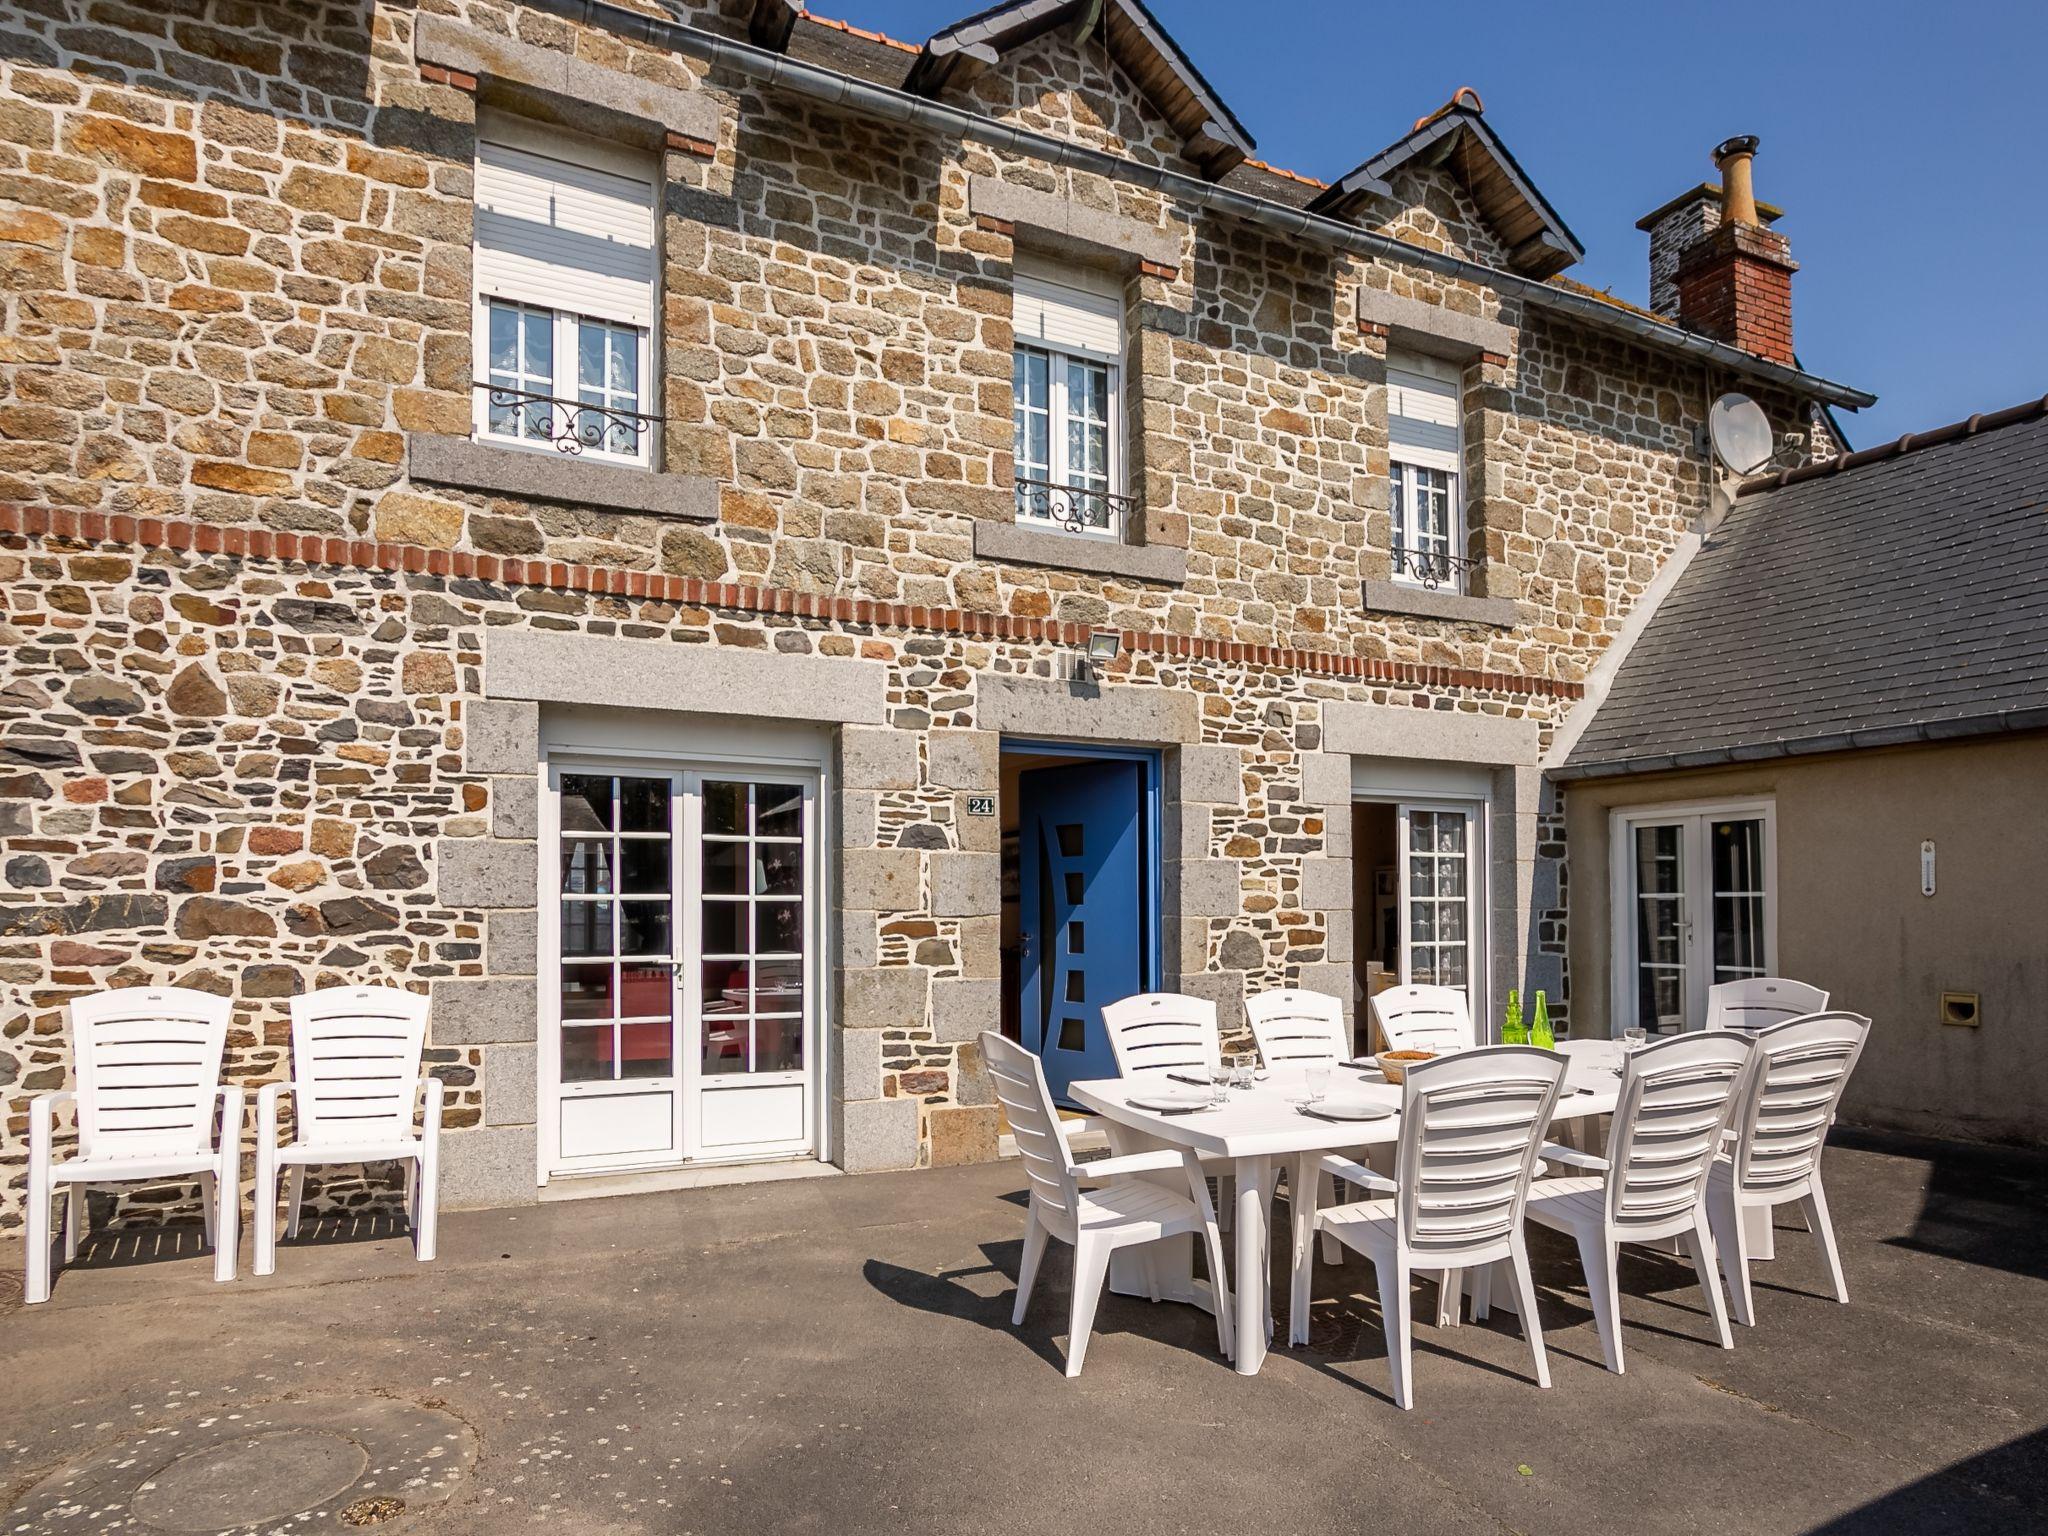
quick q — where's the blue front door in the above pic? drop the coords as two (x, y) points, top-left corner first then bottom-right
(1017, 759), (1145, 1103)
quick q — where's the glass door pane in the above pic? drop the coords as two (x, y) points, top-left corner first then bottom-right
(555, 771), (677, 1084)
(1402, 807), (1473, 996)
(1631, 823), (1688, 1035)
(1710, 817), (1768, 987)
(695, 780), (807, 1078)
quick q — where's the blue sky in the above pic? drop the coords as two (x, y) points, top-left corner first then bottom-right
(828, 0), (2047, 445)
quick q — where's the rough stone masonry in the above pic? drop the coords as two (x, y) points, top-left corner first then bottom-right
(0, 0), (1837, 1225)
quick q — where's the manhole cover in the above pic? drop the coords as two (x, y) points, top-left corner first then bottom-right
(1305, 1302), (1375, 1357)
(132, 1429), (368, 1532)
(7, 1398), (472, 1533)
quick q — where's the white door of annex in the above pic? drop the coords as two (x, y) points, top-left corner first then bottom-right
(540, 763), (818, 1179)
(1610, 801), (1775, 1036)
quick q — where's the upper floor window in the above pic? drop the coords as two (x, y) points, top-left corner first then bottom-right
(1012, 252), (1126, 539)
(1387, 350), (1466, 591)
(473, 117), (659, 466)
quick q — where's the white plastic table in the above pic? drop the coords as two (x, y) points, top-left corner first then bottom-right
(1071, 1045), (1625, 1376)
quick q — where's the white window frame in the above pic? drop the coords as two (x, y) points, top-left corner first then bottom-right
(1357, 789), (1491, 1035)
(1012, 254), (1125, 540)
(1387, 351), (1467, 592)
(1607, 798), (1778, 1038)
(471, 115), (659, 468)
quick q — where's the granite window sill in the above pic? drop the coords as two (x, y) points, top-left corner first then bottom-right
(1362, 578), (1523, 627)
(972, 518), (1187, 585)
(406, 435), (717, 521)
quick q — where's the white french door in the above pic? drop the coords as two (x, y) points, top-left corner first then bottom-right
(680, 775), (815, 1161)
(541, 762), (817, 1178)
(1396, 802), (1484, 1013)
(1610, 802), (1775, 1036)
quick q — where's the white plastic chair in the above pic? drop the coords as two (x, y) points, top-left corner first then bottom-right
(1245, 988), (1350, 1067)
(1101, 991), (1224, 1080)
(254, 986), (441, 1275)
(1370, 984), (1476, 1053)
(981, 1031), (1233, 1377)
(1311, 1046), (1567, 1409)
(25, 987), (242, 1304)
(1247, 987), (1365, 1262)
(1518, 1031), (1752, 1373)
(1704, 977), (1830, 1033)
(1100, 991), (1258, 1234)
(1707, 1011), (1869, 1325)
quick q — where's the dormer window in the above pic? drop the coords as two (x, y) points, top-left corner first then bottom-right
(1011, 252), (1126, 540)
(1387, 350), (1467, 591)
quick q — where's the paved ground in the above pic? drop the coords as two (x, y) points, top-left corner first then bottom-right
(4, 1131), (2045, 1535)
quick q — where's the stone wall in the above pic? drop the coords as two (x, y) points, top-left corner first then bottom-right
(0, 0), (1838, 1224)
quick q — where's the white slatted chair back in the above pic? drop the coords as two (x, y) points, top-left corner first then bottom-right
(287, 986), (431, 1144)
(1371, 984), (1475, 1053)
(1603, 1032), (1753, 1236)
(1100, 992), (1221, 1080)
(1726, 1012), (1869, 1197)
(68, 987), (232, 1160)
(1245, 988), (1348, 1067)
(1394, 1046), (1565, 1265)
(980, 1033), (1082, 1236)
(1705, 977), (1830, 1033)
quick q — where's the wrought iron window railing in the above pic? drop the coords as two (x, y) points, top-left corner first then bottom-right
(1390, 546), (1478, 592)
(1013, 475), (1136, 536)
(479, 384), (660, 459)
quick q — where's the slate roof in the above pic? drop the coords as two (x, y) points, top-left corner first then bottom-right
(1559, 399), (2048, 779)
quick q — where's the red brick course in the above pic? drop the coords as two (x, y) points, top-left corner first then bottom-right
(0, 502), (1582, 701)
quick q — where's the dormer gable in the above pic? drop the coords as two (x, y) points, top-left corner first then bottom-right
(1311, 91), (1583, 279)
(902, 0), (1255, 179)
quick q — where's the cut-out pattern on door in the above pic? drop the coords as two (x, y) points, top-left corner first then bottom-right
(1018, 760), (1144, 1102)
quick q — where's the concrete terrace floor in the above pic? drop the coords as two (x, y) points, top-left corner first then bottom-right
(3, 1132), (2046, 1535)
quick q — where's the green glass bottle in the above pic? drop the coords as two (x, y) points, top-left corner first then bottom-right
(1531, 990), (1555, 1051)
(1501, 988), (1526, 1046)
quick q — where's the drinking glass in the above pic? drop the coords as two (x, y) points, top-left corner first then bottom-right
(1305, 1065), (1330, 1107)
(1622, 1027), (1648, 1055)
(1230, 1053), (1255, 1092)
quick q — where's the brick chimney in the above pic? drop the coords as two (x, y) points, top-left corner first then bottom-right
(1636, 136), (1798, 365)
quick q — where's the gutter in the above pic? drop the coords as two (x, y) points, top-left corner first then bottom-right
(1550, 706), (2048, 783)
(520, 0), (1876, 412)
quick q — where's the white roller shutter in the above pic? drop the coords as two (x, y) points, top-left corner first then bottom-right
(1387, 349), (1463, 473)
(1013, 249), (1123, 358)
(475, 134), (657, 329)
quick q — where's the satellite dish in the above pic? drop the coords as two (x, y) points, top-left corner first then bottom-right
(1709, 392), (1775, 475)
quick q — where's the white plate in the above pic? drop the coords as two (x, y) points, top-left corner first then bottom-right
(1301, 1096), (1393, 1122)
(1129, 1088), (1214, 1114)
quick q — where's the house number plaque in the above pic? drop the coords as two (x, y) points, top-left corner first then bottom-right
(966, 796), (996, 817)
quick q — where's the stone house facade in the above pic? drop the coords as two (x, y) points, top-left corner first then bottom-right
(0, 0), (1873, 1223)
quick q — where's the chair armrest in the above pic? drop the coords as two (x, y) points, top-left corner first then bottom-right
(215, 1084), (245, 1152)
(255, 1081), (294, 1146)
(1320, 1154), (1395, 1194)
(1077, 1148), (1185, 1183)
(418, 1074), (445, 1136)
(1318, 1163), (1400, 1196)
(1538, 1141), (1610, 1172)
(29, 1091), (77, 1163)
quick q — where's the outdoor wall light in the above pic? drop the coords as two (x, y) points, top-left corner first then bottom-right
(1075, 630), (1122, 680)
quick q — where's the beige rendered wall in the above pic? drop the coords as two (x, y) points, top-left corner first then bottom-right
(1564, 733), (2048, 1146)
